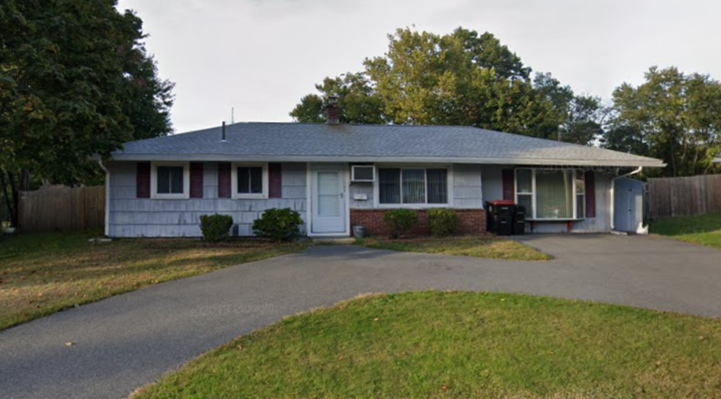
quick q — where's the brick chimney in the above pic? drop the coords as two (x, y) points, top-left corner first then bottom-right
(326, 95), (340, 124)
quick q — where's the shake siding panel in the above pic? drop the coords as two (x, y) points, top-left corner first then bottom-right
(108, 162), (307, 237)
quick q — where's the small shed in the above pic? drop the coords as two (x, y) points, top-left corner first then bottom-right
(613, 177), (646, 234)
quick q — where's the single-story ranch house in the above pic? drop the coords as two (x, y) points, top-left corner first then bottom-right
(102, 111), (664, 238)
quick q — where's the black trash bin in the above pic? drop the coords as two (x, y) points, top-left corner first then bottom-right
(486, 200), (515, 236)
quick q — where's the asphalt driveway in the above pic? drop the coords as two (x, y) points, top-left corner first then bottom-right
(1, 234), (720, 399)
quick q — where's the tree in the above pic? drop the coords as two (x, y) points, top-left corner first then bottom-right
(603, 67), (721, 177)
(121, 37), (174, 141)
(0, 0), (173, 226)
(290, 73), (383, 124)
(533, 73), (605, 144)
(291, 27), (601, 144)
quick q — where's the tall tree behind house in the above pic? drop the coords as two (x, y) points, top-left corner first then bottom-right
(291, 27), (602, 145)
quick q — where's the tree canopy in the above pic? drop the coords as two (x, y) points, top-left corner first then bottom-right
(602, 67), (721, 177)
(292, 27), (721, 177)
(291, 27), (601, 144)
(0, 0), (173, 225)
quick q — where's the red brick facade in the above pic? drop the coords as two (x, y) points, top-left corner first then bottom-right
(350, 209), (486, 237)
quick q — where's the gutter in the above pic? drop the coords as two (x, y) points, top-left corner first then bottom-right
(610, 166), (643, 233)
(97, 159), (110, 237)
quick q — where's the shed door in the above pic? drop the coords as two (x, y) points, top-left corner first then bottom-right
(614, 178), (644, 233)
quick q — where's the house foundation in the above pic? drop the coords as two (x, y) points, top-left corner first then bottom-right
(349, 209), (487, 237)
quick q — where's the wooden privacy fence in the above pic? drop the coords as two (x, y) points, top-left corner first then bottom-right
(647, 175), (721, 219)
(19, 186), (105, 232)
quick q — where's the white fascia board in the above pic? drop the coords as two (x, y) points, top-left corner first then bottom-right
(108, 153), (666, 168)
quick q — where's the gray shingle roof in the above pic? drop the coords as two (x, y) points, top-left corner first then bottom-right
(111, 122), (665, 167)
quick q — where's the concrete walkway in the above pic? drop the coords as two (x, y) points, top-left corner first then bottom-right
(1, 234), (720, 399)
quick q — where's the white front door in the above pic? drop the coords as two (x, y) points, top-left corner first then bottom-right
(311, 166), (346, 234)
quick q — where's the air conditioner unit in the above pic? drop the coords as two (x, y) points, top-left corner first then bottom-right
(351, 165), (375, 182)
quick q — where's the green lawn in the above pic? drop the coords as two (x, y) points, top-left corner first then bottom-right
(132, 291), (721, 399)
(0, 232), (308, 331)
(356, 235), (551, 261)
(650, 212), (721, 250)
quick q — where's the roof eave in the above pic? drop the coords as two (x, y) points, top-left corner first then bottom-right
(108, 153), (666, 168)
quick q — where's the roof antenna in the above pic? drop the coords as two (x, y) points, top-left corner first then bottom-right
(221, 121), (227, 143)
(231, 107), (235, 124)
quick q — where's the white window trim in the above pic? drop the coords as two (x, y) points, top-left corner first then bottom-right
(515, 168), (585, 221)
(150, 162), (190, 200)
(231, 162), (269, 199)
(373, 165), (452, 209)
(576, 174), (586, 219)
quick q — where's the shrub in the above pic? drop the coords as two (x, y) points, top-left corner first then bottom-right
(252, 208), (304, 242)
(199, 214), (234, 243)
(383, 209), (419, 239)
(428, 208), (458, 237)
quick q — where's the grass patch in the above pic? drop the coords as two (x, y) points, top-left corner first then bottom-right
(133, 291), (721, 399)
(356, 235), (551, 261)
(0, 231), (308, 331)
(650, 212), (721, 250)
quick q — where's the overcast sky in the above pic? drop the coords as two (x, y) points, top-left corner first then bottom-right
(117, 0), (721, 133)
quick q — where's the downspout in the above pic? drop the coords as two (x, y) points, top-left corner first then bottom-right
(97, 159), (110, 237)
(610, 166), (643, 232)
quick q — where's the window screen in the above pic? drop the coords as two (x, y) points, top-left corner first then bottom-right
(426, 169), (447, 204)
(536, 170), (573, 219)
(378, 168), (401, 204)
(402, 169), (426, 204)
(237, 167), (263, 194)
(157, 166), (184, 194)
(378, 168), (448, 205)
